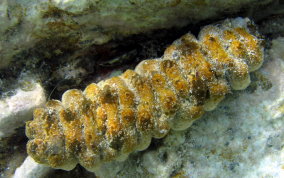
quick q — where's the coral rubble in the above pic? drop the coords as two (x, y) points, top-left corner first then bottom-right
(25, 18), (263, 172)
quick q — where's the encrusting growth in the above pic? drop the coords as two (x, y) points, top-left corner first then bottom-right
(25, 18), (264, 172)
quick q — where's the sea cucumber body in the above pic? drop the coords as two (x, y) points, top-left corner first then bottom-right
(26, 18), (263, 172)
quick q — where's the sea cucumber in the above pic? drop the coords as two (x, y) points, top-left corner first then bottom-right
(25, 17), (263, 172)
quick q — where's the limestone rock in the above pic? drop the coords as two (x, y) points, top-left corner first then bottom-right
(0, 0), (272, 68)
(0, 82), (46, 138)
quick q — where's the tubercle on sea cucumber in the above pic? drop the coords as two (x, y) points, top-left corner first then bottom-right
(25, 17), (263, 172)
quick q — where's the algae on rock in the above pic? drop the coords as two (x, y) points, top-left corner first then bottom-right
(0, 0), (273, 69)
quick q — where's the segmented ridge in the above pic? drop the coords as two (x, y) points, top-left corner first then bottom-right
(26, 18), (263, 172)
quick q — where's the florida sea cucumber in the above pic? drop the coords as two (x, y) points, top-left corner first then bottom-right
(25, 17), (263, 172)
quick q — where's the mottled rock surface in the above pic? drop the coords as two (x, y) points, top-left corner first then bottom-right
(0, 0), (273, 68)
(0, 82), (45, 138)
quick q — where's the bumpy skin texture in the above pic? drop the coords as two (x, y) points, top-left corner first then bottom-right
(26, 18), (263, 172)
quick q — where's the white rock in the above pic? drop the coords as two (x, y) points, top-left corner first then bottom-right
(13, 156), (52, 178)
(0, 82), (46, 138)
(270, 37), (284, 62)
(142, 149), (180, 178)
(0, 0), (274, 68)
